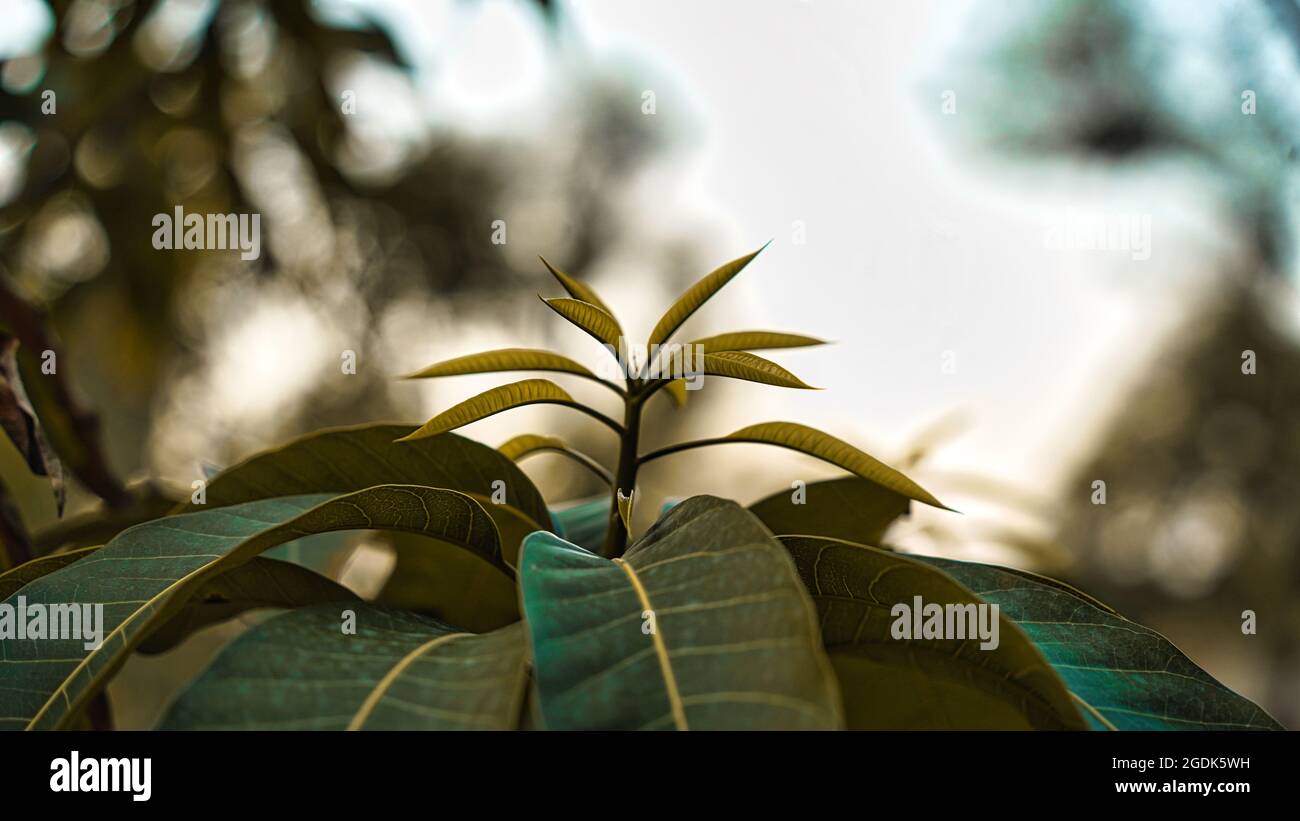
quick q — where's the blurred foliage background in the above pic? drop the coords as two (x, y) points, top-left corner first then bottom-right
(0, 0), (1296, 728)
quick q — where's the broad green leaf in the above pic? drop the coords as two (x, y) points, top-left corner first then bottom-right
(398, 379), (580, 443)
(689, 330), (827, 354)
(0, 546), (97, 600)
(138, 557), (359, 655)
(0, 485), (505, 730)
(187, 423), (546, 626)
(549, 496), (609, 553)
(539, 258), (622, 331)
(187, 423), (551, 544)
(648, 246), (766, 346)
(913, 556), (1284, 730)
(0, 547), (358, 656)
(541, 298), (623, 352)
(701, 351), (817, 390)
(782, 536), (1086, 730)
(159, 606), (528, 730)
(519, 496), (843, 730)
(748, 477), (910, 545)
(402, 348), (601, 383)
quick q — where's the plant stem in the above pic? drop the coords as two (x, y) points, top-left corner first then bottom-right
(601, 389), (643, 558)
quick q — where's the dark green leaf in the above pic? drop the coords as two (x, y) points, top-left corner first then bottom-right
(519, 496), (843, 730)
(783, 535), (1086, 729)
(160, 605), (528, 730)
(749, 477), (910, 545)
(0, 484), (506, 730)
(914, 556), (1284, 730)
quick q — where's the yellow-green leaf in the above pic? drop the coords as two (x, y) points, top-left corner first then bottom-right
(402, 348), (599, 382)
(701, 351), (817, 390)
(541, 297), (623, 353)
(690, 330), (827, 354)
(663, 379), (689, 408)
(398, 379), (576, 442)
(539, 258), (622, 331)
(648, 245), (766, 346)
(497, 434), (611, 484)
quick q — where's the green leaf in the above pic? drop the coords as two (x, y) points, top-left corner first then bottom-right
(138, 557), (360, 655)
(402, 348), (604, 385)
(541, 297), (623, 352)
(374, 531), (519, 634)
(641, 421), (948, 511)
(398, 379), (615, 443)
(0, 484), (506, 730)
(0, 547), (359, 656)
(549, 497), (610, 553)
(913, 556), (1285, 730)
(748, 477), (910, 545)
(648, 245), (766, 346)
(662, 379), (689, 408)
(539, 257), (622, 330)
(0, 546), (97, 600)
(188, 423), (545, 629)
(701, 351), (817, 390)
(782, 536), (1087, 729)
(689, 330), (827, 354)
(159, 605), (528, 730)
(189, 423), (551, 547)
(497, 434), (611, 484)
(519, 496), (843, 730)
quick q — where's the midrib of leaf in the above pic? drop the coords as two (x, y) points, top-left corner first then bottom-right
(612, 557), (687, 730)
(345, 631), (470, 730)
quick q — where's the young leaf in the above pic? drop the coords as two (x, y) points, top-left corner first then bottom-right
(648, 245), (767, 346)
(397, 379), (621, 442)
(663, 379), (689, 408)
(782, 535), (1087, 730)
(539, 258), (623, 331)
(159, 606), (528, 730)
(914, 556), (1285, 730)
(0, 485), (507, 730)
(701, 351), (818, 390)
(541, 297), (623, 353)
(748, 476), (910, 545)
(497, 433), (612, 484)
(403, 347), (614, 391)
(519, 496), (843, 730)
(640, 421), (948, 511)
(690, 330), (827, 354)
